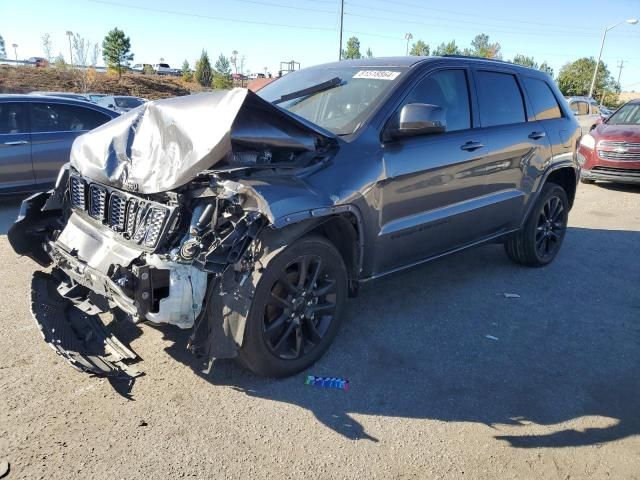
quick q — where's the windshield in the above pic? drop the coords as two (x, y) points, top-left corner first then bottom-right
(115, 97), (144, 108)
(258, 66), (407, 135)
(607, 103), (640, 125)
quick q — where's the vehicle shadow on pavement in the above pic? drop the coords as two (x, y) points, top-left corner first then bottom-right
(156, 226), (640, 448)
(0, 199), (23, 236)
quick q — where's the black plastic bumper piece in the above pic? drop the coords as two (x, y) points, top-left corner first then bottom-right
(31, 271), (142, 379)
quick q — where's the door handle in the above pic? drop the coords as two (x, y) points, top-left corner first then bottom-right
(460, 141), (484, 152)
(3, 140), (29, 146)
(528, 131), (546, 140)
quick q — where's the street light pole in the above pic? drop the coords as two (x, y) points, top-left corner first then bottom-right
(588, 18), (638, 98)
(338, 0), (344, 61)
(405, 32), (413, 56)
(12, 44), (18, 62)
(66, 31), (73, 66)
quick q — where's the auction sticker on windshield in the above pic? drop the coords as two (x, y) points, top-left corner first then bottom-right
(353, 70), (401, 80)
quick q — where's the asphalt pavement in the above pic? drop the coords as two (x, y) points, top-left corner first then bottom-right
(0, 182), (639, 479)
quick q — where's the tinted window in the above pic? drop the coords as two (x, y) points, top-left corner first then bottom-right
(523, 77), (561, 120)
(0, 103), (27, 134)
(476, 71), (525, 127)
(607, 103), (640, 125)
(403, 69), (471, 132)
(115, 97), (144, 108)
(31, 103), (111, 133)
(590, 103), (600, 115)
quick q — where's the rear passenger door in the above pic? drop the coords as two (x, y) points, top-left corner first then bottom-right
(29, 102), (112, 186)
(473, 69), (552, 234)
(0, 102), (33, 192)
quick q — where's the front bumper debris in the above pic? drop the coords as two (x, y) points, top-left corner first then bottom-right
(31, 271), (142, 379)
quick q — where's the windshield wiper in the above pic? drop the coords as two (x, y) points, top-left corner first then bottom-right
(273, 77), (342, 105)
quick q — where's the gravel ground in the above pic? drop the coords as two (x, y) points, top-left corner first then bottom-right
(0, 182), (639, 480)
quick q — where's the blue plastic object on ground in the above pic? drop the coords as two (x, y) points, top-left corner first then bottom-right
(305, 375), (350, 391)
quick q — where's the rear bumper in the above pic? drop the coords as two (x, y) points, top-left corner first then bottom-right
(581, 167), (640, 184)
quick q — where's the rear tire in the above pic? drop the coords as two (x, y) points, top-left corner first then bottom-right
(504, 182), (569, 267)
(237, 235), (348, 377)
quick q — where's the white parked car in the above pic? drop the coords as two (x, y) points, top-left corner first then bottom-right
(153, 63), (181, 76)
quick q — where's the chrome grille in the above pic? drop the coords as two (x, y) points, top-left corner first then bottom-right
(89, 185), (107, 220)
(599, 141), (640, 149)
(69, 176), (86, 210)
(68, 177), (172, 250)
(598, 141), (640, 162)
(598, 150), (640, 161)
(108, 194), (127, 231)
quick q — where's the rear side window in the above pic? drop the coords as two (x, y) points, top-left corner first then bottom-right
(571, 101), (589, 115)
(31, 103), (111, 133)
(0, 103), (28, 134)
(403, 69), (471, 132)
(476, 71), (526, 127)
(523, 77), (562, 120)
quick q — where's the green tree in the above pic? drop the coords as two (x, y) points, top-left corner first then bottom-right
(539, 61), (554, 78)
(0, 34), (6, 59)
(213, 54), (232, 89)
(181, 59), (192, 82)
(342, 36), (361, 60)
(102, 28), (133, 77)
(366, 47), (373, 58)
(194, 50), (213, 87)
(468, 33), (502, 59)
(512, 54), (537, 69)
(557, 57), (619, 99)
(409, 40), (429, 56)
(433, 40), (460, 56)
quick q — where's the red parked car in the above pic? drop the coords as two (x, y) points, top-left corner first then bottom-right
(578, 99), (640, 185)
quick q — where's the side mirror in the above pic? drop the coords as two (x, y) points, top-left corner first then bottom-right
(387, 103), (446, 140)
(108, 104), (115, 109)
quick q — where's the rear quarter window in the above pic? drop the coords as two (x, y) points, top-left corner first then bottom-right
(522, 77), (562, 120)
(476, 71), (526, 127)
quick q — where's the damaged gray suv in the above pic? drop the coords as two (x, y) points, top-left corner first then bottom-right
(9, 56), (580, 378)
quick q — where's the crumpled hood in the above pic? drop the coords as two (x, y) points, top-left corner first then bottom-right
(70, 88), (335, 194)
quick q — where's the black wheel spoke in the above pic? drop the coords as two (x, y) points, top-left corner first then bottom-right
(308, 258), (323, 290)
(303, 316), (323, 343)
(313, 279), (336, 297)
(269, 292), (292, 309)
(297, 257), (309, 289)
(273, 321), (296, 352)
(310, 301), (336, 315)
(264, 313), (288, 341)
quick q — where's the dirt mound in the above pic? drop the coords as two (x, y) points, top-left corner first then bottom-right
(0, 66), (206, 100)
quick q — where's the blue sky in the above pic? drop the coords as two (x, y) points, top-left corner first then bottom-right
(2, 0), (640, 90)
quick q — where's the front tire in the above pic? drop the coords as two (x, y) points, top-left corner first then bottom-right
(504, 182), (569, 267)
(237, 235), (348, 377)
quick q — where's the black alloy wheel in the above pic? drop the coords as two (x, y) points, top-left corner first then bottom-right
(237, 235), (347, 377)
(535, 194), (566, 261)
(504, 182), (569, 267)
(263, 255), (338, 360)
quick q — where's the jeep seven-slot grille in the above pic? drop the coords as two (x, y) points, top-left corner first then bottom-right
(69, 176), (170, 249)
(69, 176), (86, 210)
(89, 185), (107, 220)
(108, 194), (127, 231)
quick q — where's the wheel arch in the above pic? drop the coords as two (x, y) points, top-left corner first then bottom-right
(545, 166), (577, 208)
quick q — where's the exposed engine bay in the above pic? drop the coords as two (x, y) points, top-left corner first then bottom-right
(9, 89), (339, 379)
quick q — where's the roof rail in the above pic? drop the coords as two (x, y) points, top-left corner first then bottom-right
(440, 54), (510, 64)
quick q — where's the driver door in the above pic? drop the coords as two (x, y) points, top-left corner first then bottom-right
(373, 68), (491, 274)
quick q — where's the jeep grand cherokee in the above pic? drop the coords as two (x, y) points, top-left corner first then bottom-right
(9, 56), (580, 378)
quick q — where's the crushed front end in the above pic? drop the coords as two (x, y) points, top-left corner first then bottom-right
(9, 89), (338, 379)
